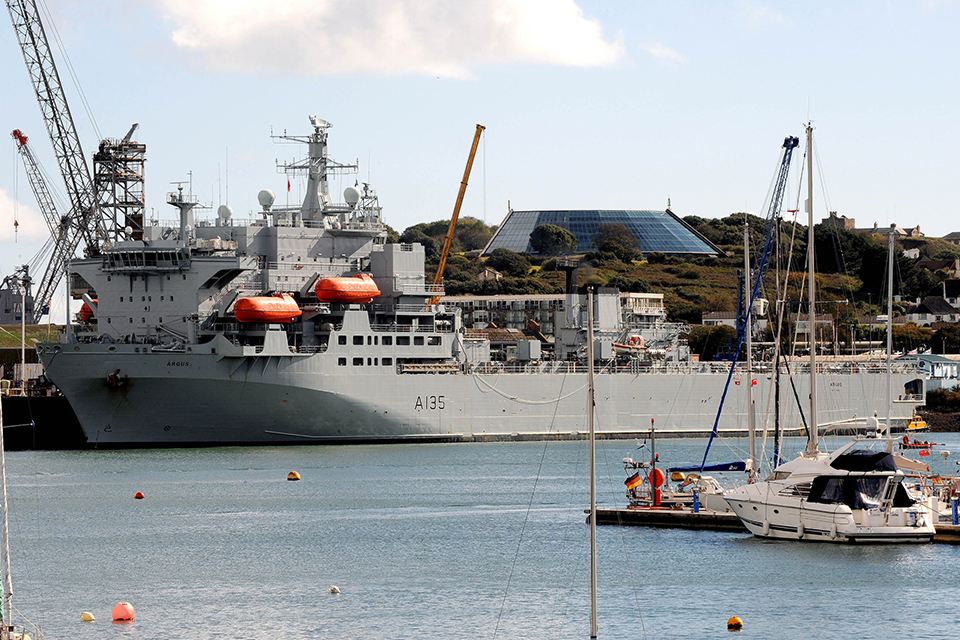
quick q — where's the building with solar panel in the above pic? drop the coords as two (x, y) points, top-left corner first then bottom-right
(481, 209), (722, 257)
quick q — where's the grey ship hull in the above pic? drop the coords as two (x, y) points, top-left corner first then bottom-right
(39, 339), (924, 447)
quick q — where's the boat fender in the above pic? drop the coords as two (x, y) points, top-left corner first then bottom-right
(761, 520), (770, 536)
(829, 523), (838, 539)
(797, 522), (805, 539)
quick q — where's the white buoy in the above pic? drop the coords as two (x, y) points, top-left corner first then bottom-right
(328, 585), (341, 594)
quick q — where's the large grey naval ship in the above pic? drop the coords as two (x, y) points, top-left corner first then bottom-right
(36, 118), (926, 446)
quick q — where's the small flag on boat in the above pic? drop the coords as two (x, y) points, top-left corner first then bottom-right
(625, 473), (642, 490)
(918, 449), (930, 457)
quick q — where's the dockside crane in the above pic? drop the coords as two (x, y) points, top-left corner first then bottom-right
(11, 129), (69, 322)
(429, 124), (485, 306)
(6, 0), (107, 321)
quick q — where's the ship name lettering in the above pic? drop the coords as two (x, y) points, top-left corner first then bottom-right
(414, 395), (445, 411)
(167, 361), (190, 367)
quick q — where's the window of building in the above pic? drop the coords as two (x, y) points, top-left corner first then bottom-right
(353, 358), (363, 366)
(353, 336), (364, 345)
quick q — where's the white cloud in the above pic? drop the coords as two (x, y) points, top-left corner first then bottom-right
(156, 0), (624, 78)
(0, 190), (50, 243)
(640, 43), (684, 66)
(737, 3), (789, 28)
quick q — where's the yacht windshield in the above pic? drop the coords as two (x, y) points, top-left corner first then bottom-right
(808, 476), (889, 510)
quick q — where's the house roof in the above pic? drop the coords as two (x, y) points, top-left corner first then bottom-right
(909, 296), (959, 315)
(481, 209), (722, 257)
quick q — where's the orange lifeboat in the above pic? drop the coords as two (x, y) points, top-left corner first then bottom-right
(79, 299), (98, 323)
(234, 293), (303, 323)
(314, 273), (380, 303)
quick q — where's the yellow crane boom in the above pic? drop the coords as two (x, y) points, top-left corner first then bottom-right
(429, 124), (485, 305)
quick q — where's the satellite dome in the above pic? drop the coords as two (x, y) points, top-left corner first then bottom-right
(257, 189), (276, 211)
(124, 225), (133, 237)
(343, 185), (361, 207)
(217, 204), (234, 221)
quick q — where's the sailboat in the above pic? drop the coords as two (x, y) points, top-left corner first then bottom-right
(0, 386), (43, 639)
(725, 124), (935, 543)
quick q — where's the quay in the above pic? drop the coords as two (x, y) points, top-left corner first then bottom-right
(593, 507), (960, 543)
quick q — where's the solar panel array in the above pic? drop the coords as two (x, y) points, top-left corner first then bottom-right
(483, 210), (720, 256)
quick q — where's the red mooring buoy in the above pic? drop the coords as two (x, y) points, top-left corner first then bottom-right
(112, 601), (135, 622)
(134, 491), (145, 500)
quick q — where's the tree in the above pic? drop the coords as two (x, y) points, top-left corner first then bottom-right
(486, 248), (531, 277)
(529, 224), (578, 256)
(686, 324), (737, 361)
(891, 323), (932, 353)
(933, 324), (960, 354)
(593, 223), (641, 262)
(399, 227), (439, 260)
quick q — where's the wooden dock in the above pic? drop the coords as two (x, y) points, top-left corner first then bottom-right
(593, 507), (960, 543)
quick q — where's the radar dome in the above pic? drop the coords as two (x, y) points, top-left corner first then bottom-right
(124, 225), (133, 237)
(257, 189), (276, 211)
(343, 185), (361, 207)
(217, 204), (234, 221)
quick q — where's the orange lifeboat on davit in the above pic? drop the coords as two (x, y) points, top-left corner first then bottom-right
(79, 299), (98, 323)
(234, 293), (303, 323)
(314, 273), (380, 303)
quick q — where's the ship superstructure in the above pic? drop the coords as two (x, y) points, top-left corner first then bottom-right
(37, 119), (927, 446)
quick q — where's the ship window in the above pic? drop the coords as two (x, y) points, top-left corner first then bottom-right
(142, 296), (146, 302)
(374, 358), (378, 365)
(374, 336), (378, 345)
(367, 358), (372, 366)
(338, 336), (347, 345)
(353, 336), (364, 345)
(159, 317), (163, 322)
(142, 317), (145, 323)
(148, 296), (152, 302)
(428, 336), (440, 346)
(353, 358), (363, 366)
(161, 296), (164, 301)
(171, 296), (174, 301)
(382, 336), (392, 346)
(129, 318), (133, 323)
(414, 337), (424, 346)
(108, 276), (112, 281)
(120, 296), (124, 302)
(382, 358), (392, 366)
(397, 336), (410, 346)
(107, 318), (111, 324)
(338, 357), (346, 366)
(367, 336), (372, 345)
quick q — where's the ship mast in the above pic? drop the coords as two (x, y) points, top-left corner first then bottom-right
(804, 122), (818, 456)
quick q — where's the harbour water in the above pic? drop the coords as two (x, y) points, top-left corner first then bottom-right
(5, 435), (960, 639)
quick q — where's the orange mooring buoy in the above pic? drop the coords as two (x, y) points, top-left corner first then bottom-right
(727, 616), (743, 631)
(134, 491), (145, 499)
(112, 601), (135, 622)
(287, 471), (301, 481)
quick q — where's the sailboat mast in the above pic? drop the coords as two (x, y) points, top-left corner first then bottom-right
(886, 224), (895, 439)
(587, 286), (598, 640)
(744, 222), (756, 477)
(0, 371), (12, 627)
(805, 123), (819, 456)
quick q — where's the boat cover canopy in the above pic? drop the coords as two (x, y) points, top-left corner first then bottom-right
(667, 461), (747, 473)
(808, 475), (915, 509)
(829, 449), (897, 472)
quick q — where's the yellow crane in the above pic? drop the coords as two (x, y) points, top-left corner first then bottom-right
(429, 124), (485, 306)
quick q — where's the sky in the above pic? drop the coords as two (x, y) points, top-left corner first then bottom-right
(2, 0), (959, 321)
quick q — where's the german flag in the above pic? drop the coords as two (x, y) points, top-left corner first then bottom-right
(625, 472), (642, 490)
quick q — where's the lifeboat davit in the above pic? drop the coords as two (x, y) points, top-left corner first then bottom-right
(234, 293), (303, 323)
(79, 299), (98, 323)
(314, 273), (380, 303)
